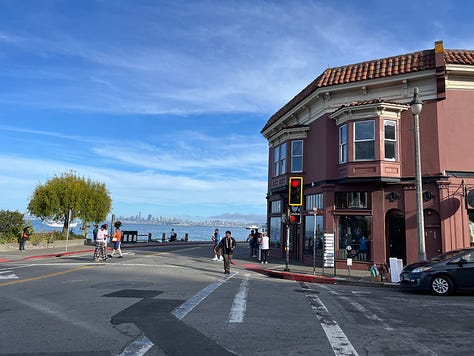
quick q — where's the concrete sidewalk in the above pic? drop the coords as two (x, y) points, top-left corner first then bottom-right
(0, 240), (398, 288)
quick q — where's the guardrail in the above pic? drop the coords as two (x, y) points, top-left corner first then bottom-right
(122, 231), (189, 243)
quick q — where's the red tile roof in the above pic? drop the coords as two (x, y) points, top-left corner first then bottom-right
(262, 48), (474, 133)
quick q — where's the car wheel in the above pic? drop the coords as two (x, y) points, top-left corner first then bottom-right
(431, 275), (453, 296)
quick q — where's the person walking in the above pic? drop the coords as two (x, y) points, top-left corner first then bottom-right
(93, 224), (108, 261)
(252, 229), (260, 257)
(211, 228), (223, 261)
(92, 224), (99, 243)
(260, 232), (270, 264)
(19, 226), (30, 251)
(246, 229), (255, 257)
(110, 222), (123, 258)
(215, 230), (236, 274)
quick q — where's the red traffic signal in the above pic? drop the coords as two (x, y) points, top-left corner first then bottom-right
(288, 177), (303, 206)
(290, 213), (301, 224)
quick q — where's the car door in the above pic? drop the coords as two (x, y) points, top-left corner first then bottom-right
(454, 251), (474, 290)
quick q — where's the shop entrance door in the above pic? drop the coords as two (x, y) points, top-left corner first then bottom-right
(386, 209), (407, 264)
(425, 209), (442, 259)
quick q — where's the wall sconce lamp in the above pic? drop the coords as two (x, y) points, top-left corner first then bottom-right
(387, 192), (399, 202)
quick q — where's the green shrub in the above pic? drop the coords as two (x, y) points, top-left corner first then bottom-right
(0, 210), (25, 243)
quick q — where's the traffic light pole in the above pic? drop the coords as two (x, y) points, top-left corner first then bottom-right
(285, 207), (290, 272)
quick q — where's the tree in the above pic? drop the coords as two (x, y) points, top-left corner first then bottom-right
(0, 210), (25, 242)
(27, 172), (112, 234)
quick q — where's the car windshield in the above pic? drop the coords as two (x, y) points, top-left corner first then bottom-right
(430, 249), (468, 262)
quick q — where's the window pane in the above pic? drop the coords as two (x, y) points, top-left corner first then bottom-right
(281, 158), (286, 174)
(281, 143), (287, 159)
(385, 141), (396, 160)
(355, 141), (375, 160)
(355, 121), (374, 140)
(304, 215), (324, 255)
(335, 192), (370, 209)
(292, 140), (302, 155)
(292, 156), (303, 172)
(339, 125), (347, 163)
(274, 145), (280, 162)
(340, 125), (347, 143)
(270, 216), (281, 249)
(271, 200), (281, 213)
(384, 121), (396, 140)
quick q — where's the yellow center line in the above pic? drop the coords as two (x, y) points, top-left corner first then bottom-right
(0, 265), (94, 287)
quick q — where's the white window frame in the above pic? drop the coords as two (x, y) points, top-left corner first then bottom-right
(354, 120), (375, 161)
(273, 145), (280, 176)
(291, 140), (303, 172)
(339, 124), (347, 163)
(280, 142), (287, 175)
(384, 120), (397, 161)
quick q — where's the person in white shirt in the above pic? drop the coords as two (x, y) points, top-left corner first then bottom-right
(93, 224), (108, 261)
(260, 232), (270, 264)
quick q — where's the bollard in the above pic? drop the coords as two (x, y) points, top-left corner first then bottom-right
(185, 233), (188, 242)
(162, 233), (166, 243)
(148, 233), (152, 243)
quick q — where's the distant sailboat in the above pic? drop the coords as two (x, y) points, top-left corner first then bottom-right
(42, 219), (80, 228)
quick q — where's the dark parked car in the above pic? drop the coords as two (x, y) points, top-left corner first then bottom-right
(400, 248), (474, 295)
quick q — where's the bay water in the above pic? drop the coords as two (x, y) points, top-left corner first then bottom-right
(29, 220), (256, 242)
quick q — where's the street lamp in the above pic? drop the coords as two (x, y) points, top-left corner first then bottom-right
(410, 87), (426, 261)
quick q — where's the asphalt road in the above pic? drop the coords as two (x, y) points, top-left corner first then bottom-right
(1, 244), (473, 355)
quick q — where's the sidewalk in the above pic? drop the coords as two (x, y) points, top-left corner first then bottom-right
(0, 240), (398, 288)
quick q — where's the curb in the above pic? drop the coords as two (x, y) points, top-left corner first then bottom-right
(238, 263), (337, 284)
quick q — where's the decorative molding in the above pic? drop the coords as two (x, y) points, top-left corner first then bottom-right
(269, 126), (310, 147)
(329, 102), (409, 126)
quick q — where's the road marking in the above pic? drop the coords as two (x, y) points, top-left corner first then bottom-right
(329, 290), (393, 331)
(0, 271), (19, 280)
(302, 284), (358, 356)
(119, 335), (154, 356)
(228, 278), (249, 323)
(172, 273), (236, 320)
(0, 266), (93, 287)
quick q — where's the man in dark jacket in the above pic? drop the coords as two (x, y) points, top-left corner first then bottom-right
(215, 230), (236, 274)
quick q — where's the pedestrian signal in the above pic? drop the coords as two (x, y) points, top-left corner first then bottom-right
(290, 213), (301, 224)
(288, 177), (303, 206)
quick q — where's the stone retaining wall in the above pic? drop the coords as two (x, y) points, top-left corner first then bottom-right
(0, 239), (86, 252)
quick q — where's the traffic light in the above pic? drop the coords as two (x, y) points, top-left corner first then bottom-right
(290, 213), (301, 224)
(288, 177), (303, 206)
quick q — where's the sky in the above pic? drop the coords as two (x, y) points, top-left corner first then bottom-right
(1, 0), (474, 223)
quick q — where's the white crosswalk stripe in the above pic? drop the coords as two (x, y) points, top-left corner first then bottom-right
(0, 271), (19, 280)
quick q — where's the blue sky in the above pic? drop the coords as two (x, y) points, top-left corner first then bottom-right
(1, 0), (473, 222)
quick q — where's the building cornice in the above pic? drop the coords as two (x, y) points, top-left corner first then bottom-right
(268, 125), (310, 147)
(329, 101), (409, 126)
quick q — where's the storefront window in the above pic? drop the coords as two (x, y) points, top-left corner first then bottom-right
(335, 192), (370, 209)
(304, 215), (324, 256)
(269, 216), (281, 249)
(338, 215), (370, 261)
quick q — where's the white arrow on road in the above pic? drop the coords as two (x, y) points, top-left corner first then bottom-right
(0, 271), (19, 280)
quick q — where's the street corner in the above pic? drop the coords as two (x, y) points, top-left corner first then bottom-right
(238, 262), (336, 284)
